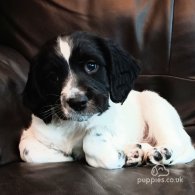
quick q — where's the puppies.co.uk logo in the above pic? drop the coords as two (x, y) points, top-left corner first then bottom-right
(137, 164), (183, 185)
(151, 164), (169, 177)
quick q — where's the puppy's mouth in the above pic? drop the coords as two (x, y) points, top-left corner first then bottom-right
(63, 111), (93, 122)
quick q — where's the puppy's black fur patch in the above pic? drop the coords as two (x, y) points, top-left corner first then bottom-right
(23, 41), (69, 123)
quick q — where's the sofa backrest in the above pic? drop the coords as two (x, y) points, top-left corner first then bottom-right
(0, 0), (195, 138)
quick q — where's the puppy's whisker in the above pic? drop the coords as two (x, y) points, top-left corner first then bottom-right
(40, 109), (52, 116)
(41, 103), (61, 110)
(41, 109), (53, 116)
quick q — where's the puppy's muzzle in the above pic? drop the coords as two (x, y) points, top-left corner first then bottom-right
(66, 94), (88, 111)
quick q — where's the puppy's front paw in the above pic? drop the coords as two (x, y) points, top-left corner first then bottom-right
(124, 144), (144, 167)
(146, 147), (173, 165)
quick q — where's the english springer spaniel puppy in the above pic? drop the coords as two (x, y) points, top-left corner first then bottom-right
(19, 31), (195, 169)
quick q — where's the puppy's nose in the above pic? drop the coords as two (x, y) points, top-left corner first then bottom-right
(67, 95), (88, 111)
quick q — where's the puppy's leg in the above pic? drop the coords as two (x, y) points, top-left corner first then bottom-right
(19, 130), (73, 163)
(83, 130), (126, 169)
(140, 91), (195, 165)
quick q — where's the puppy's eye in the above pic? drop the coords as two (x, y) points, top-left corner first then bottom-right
(84, 61), (99, 74)
(47, 72), (59, 83)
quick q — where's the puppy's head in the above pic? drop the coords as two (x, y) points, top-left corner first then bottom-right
(23, 32), (140, 123)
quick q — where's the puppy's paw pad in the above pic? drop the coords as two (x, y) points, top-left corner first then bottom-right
(147, 147), (173, 165)
(161, 148), (172, 160)
(124, 144), (144, 167)
(153, 150), (163, 161)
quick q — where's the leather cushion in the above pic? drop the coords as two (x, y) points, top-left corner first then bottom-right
(0, 161), (194, 194)
(0, 47), (31, 165)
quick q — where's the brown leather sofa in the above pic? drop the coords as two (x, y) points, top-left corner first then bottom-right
(0, 0), (195, 194)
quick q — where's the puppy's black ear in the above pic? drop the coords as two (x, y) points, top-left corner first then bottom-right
(106, 40), (140, 103)
(23, 57), (52, 124)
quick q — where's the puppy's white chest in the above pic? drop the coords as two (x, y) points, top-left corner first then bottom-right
(30, 115), (87, 154)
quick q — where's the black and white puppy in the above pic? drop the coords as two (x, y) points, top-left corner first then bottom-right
(19, 31), (195, 169)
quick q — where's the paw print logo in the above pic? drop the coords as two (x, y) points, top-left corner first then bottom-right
(151, 164), (169, 177)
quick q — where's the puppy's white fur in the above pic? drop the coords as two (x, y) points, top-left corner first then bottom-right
(58, 37), (71, 62)
(19, 90), (195, 169)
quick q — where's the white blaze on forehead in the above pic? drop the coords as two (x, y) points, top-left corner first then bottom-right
(58, 37), (71, 62)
